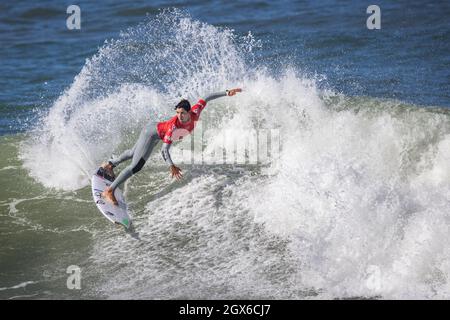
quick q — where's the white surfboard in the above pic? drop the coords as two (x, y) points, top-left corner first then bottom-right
(91, 167), (132, 229)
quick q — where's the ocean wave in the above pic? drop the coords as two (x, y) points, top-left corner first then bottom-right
(17, 9), (450, 299)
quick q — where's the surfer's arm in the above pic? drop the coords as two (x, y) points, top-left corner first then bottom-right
(161, 142), (174, 166)
(191, 89), (242, 117)
(204, 91), (227, 102)
(203, 88), (242, 102)
(161, 143), (183, 180)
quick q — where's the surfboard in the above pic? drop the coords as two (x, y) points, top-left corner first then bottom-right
(91, 166), (132, 229)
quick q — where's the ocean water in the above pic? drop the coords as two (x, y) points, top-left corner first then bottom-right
(1, 1), (450, 299)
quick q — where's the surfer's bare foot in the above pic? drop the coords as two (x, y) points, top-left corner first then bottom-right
(102, 187), (118, 206)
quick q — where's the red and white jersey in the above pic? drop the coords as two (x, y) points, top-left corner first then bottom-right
(156, 99), (207, 144)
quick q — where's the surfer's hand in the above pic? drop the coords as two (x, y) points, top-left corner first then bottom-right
(226, 88), (242, 96)
(170, 165), (183, 180)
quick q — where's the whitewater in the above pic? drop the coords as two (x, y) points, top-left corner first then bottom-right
(3, 10), (449, 299)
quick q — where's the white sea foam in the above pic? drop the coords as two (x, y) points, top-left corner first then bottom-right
(0, 281), (36, 291)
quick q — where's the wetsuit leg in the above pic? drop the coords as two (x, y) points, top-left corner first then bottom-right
(109, 122), (160, 191)
(108, 147), (135, 167)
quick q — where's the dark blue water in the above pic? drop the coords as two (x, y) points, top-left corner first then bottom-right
(1, 0), (449, 134)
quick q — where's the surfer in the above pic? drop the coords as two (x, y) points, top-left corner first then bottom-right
(101, 88), (242, 205)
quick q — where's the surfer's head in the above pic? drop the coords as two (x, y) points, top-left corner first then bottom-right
(175, 99), (191, 112)
(175, 99), (191, 123)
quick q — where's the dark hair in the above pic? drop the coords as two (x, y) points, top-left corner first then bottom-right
(174, 99), (191, 112)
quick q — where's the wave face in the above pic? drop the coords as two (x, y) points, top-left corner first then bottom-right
(18, 10), (450, 299)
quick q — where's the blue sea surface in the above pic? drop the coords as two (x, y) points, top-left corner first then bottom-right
(0, 0), (449, 134)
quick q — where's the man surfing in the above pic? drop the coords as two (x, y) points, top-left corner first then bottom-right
(101, 88), (242, 205)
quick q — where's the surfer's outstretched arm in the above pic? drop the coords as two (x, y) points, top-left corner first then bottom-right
(161, 143), (174, 166)
(204, 88), (242, 102)
(161, 143), (183, 180)
(204, 91), (227, 102)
